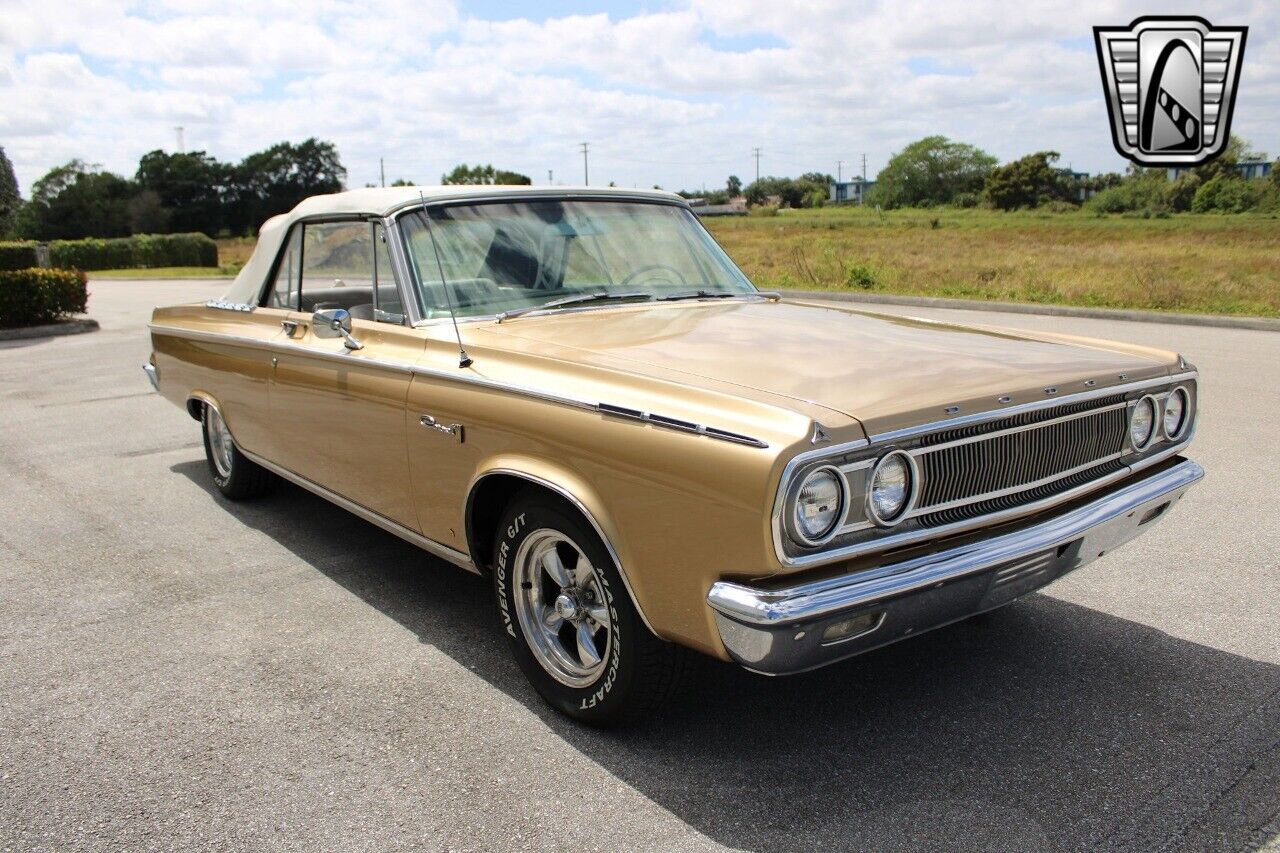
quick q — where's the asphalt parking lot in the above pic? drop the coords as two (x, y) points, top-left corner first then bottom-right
(1, 279), (1277, 851)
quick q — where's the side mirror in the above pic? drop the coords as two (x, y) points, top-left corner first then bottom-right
(312, 308), (363, 350)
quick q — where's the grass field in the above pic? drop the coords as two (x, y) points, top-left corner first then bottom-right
(703, 207), (1280, 317)
(90, 265), (240, 279)
(198, 210), (1280, 317)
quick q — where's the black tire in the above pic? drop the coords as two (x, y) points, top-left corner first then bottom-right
(493, 492), (686, 726)
(200, 403), (275, 501)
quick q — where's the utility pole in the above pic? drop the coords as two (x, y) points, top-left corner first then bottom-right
(174, 126), (184, 153)
(752, 147), (761, 182)
(548, 169), (553, 185)
(579, 142), (589, 185)
(862, 153), (867, 183)
(380, 158), (385, 187)
(837, 160), (844, 182)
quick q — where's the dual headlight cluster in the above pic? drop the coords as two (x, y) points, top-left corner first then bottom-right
(789, 384), (1193, 549)
(1128, 385), (1192, 450)
(788, 450), (916, 546)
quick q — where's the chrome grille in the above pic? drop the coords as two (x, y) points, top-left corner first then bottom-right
(916, 400), (1128, 514)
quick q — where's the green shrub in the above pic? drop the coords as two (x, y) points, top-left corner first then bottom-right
(1087, 177), (1168, 213)
(1192, 175), (1260, 213)
(748, 205), (779, 217)
(0, 241), (40, 271)
(47, 232), (218, 270)
(0, 268), (88, 328)
(844, 262), (879, 289)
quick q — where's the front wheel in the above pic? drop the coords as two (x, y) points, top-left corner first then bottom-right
(493, 494), (686, 726)
(201, 404), (275, 500)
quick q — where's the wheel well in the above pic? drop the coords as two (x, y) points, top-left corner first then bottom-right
(466, 474), (601, 574)
(186, 397), (205, 421)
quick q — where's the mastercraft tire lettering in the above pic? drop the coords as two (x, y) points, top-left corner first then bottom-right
(492, 491), (685, 726)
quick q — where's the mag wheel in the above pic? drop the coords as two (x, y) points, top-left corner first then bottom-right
(493, 493), (686, 726)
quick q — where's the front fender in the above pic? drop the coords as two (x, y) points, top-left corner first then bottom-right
(464, 455), (659, 636)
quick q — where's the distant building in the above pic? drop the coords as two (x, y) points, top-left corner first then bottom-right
(1056, 167), (1092, 201)
(828, 178), (874, 204)
(1166, 159), (1273, 181)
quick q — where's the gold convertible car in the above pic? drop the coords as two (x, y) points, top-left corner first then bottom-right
(146, 186), (1203, 724)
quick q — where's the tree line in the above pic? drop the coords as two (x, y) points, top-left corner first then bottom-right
(0, 139), (346, 241)
(0, 142), (547, 243)
(668, 135), (1279, 215)
(870, 134), (1279, 214)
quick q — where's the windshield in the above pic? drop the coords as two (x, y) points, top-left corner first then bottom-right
(400, 199), (756, 320)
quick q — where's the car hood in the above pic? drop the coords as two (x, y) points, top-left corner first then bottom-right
(474, 298), (1179, 437)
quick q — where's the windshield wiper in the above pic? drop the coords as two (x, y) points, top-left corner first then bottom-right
(655, 290), (746, 302)
(495, 290), (652, 323)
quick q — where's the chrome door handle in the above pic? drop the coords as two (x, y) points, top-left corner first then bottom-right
(419, 414), (465, 443)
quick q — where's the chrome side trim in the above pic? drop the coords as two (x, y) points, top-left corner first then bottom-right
(596, 403), (767, 448)
(466, 468), (659, 636)
(870, 371), (1198, 445)
(713, 457), (1204, 627)
(142, 363), (158, 391)
(150, 323), (768, 449)
(238, 445), (479, 574)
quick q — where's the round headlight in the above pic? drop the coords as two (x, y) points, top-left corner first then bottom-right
(867, 450), (915, 526)
(790, 466), (846, 545)
(1129, 396), (1156, 449)
(1164, 387), (1189, 439)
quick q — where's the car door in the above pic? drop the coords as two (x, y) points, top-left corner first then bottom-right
(267, 219), (425, 531)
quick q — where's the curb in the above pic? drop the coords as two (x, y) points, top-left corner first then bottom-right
(0, 318), (101, 341)
(780, 290), (1280, 332)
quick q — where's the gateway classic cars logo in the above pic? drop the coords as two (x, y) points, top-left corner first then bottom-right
(1094, 16), (1247, 166)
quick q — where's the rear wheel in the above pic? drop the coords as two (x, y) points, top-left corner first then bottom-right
(493, 493), (686, 726)
(201, 404), (275, 500)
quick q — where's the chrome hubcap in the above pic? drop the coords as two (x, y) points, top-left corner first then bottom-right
(513, 529), (613, 688)
(205, 407), (233, 478)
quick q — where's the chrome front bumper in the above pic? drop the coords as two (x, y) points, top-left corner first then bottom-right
(708, 457), (1204, 675)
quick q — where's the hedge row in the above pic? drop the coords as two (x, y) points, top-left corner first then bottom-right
(0, 242), (40, 272)
(0, 269), (89, 328)
(48, 233), (218, 270)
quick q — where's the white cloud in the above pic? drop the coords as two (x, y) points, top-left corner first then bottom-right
(0, 0), (1276, 194)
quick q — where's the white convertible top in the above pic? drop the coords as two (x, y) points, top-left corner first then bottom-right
(220, 185), (685, 305)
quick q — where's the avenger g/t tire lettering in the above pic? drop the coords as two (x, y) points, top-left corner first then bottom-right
(493, 492), (685, 726)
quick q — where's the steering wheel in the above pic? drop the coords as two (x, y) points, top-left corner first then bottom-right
(620, 264), (688, 287)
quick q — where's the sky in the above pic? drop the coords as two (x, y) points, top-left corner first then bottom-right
(1, 0), (1277, 195)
